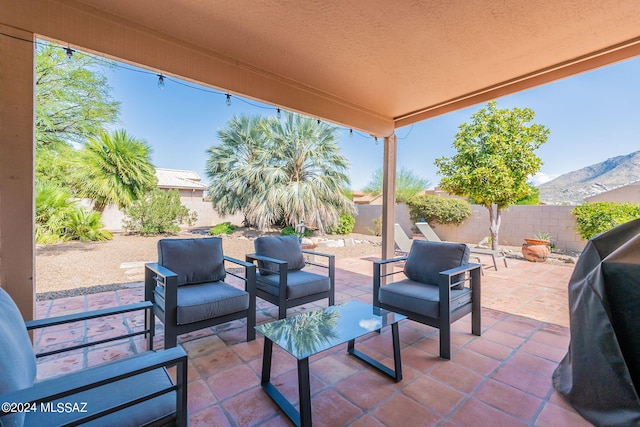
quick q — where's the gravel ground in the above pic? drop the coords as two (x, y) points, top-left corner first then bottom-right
(35, 229), (382, 299)
(35, 228), (577, 300)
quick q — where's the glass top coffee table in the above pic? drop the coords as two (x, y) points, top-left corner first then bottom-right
(256, 300), (406, 427)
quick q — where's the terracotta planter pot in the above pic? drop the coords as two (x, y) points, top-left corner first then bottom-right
(523, 238), (550, 246)
(522, 238), (551, 262)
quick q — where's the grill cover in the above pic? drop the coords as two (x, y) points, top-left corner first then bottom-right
(553, 218), (640, 426)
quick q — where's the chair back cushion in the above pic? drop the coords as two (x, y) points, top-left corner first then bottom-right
(254, 235), (305, 276)
(0, 287), (37, 427)
(158, 238), (226, 285)
(403, 240), (469, 288)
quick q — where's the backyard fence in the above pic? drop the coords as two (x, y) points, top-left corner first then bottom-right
(354, 203), (586, 251)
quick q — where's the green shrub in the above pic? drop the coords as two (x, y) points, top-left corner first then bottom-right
(209, 222), (237, 236)
(281, 225), (311, 237)
(406, 194), (471, 225)
(35, 181), (112, 243)
(572, 202), (640, 240)
(328, 214), (355, 235)
(366, 216), (383, 236)
(123, 189), (197, 235)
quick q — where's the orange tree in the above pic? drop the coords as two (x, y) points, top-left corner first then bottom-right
(434, 101), (549, 249)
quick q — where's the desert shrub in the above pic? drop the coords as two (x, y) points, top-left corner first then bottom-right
(281, 225), (311, 237)
(209, 222), (237, 236)
(572, 202), (640, 240)
(406, 194), (471, 225)
(366, 216), (383, 236)
(328, 214), (355, 235)
(35, 181), (112, 243)
(123, 189), (197, 235)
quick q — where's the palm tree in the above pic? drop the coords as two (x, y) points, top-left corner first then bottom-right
(70, 129), (157, 212)
(206, 113), (354, 232)
(206, 115), (270, 225)
(253, 112), (355, 231)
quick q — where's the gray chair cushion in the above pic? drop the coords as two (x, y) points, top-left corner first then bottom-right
(378, 278), (472, 319)
(254, 235), (306, 276)
(256, 270), (331, 299)
(25, 359), (176, 427)
(404, 240), (470, 290)
(0, 288), (37, 427)
(158, 237), (226, 285)
(155, 281), (249, 325)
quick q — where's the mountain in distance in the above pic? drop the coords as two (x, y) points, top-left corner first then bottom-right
(538, 150), (640, 205)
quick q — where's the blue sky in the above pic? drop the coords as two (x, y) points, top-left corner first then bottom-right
(105, 56), (640, 191)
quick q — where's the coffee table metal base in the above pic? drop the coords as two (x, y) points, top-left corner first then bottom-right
(260, 324), (402, 427)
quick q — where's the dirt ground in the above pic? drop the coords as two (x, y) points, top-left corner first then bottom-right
(35, 229), (383, 299)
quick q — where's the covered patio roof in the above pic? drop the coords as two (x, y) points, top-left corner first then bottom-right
(1, 0), (640, 319)
(3, 0), (640, 136)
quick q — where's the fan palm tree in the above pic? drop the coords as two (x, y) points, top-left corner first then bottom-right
(256, 112), (355, 232)
(207, 113), (354, 232)
(206, 115), (270, 225)
(70, 129), (157, 212)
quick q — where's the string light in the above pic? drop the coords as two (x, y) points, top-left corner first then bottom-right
(0, 34), (403, 144)
(276, 107), (281, 119)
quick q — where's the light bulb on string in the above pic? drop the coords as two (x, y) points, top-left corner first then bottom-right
(374, 136), (379, 145)
(276, 108), (281, 119)
(349, 129), (353, 138)
(64, 47), (75, 59)
(226, 93), (232, 107)
(317, 119), (320, 125)
(157, 74), (165, 89)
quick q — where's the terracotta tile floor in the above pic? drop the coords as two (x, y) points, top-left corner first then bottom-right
(34, 255), (594, 426)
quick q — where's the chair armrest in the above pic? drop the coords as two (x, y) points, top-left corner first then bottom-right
(439, 263), (481, 278)
(245, 253), (288, 277)
(300, 250), (335, 272)
(25, 302), (152, 330)
(301, 249), (333, 258)
(145, 262), (178, 282)
(224, 255), (257, 295)
(373, 257), (409, 306)
(440, 263), (481, 288)
(245, 253), (287, 266)
(26, 302), (155, 358)
(224, 255), (255, 269)
(374, 256), (408, 266)
(144, 262), (179, 320)
(1, 347), (188, 425)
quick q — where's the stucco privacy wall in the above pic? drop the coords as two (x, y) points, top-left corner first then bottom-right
(88, 199), (244, 232)
(355, 204), (587, 251)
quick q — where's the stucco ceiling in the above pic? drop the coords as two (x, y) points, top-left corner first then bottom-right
(3, 0), (640, 135)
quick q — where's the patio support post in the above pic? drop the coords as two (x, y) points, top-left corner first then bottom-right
(381, 133), (397, 282)
(0, 25), (35, 321)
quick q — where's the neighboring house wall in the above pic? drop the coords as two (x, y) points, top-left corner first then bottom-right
(354, 203), (587, 251)
(584, 183), (640, 203)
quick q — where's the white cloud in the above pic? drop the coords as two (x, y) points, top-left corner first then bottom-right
(530, 172), (558, 186)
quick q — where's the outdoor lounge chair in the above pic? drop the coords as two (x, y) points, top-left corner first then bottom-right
(0, 287), (188, 427)
(415, 221), (508, 271)
(394, 223), (413, 254)
(246, 235), (335, 319)
(373, 240), (482, 359)
(145, 237), (256, 349)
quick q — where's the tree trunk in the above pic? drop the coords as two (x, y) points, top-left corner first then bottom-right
(487, 204), (502, 250)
